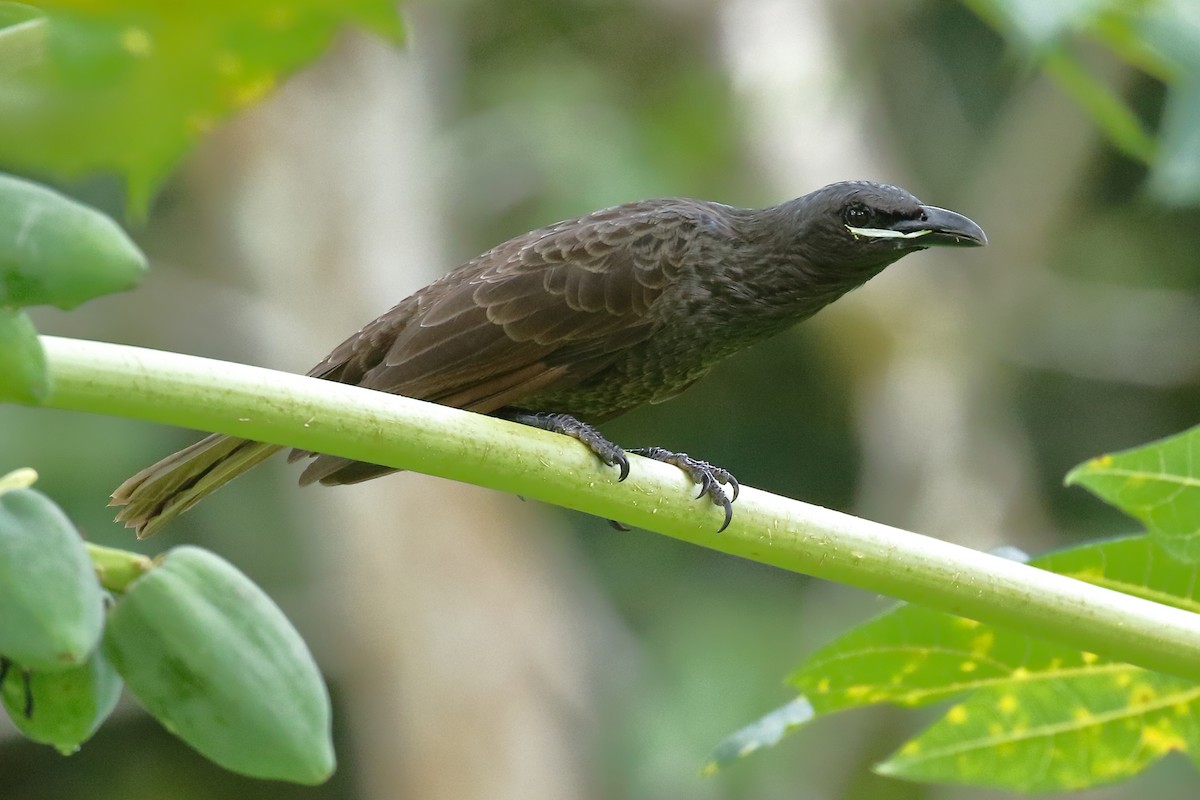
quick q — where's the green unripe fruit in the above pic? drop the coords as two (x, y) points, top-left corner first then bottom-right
(0, 486), (104, 670)
(0, 309), (48, 403)
(0, 173), (147, 310)
(1, 650), (123, 754)
(103, 546), (334, 784)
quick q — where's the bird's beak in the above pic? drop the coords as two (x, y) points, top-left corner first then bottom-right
(894, 205), (987, 247)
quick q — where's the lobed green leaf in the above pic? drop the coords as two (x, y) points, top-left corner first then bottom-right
(1066, 426), (1200, 562)
(712, 534), (1200, 792)
(878, 670), (1200, 791)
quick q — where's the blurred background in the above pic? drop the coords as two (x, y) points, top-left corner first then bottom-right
(2, 0), (1199, 797)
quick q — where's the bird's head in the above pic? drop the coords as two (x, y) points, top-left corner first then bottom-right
(779, 181), (987, 277)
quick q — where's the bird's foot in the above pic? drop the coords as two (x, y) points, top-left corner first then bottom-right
(628, 447), (740, 532)
(500, 411), (739, 532)
(500, 411), (630, 480)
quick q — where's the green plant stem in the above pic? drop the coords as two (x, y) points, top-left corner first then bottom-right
(86, 542), (152, 593)
(33, 335), (1200, 681)
(0, 466), (37, 494)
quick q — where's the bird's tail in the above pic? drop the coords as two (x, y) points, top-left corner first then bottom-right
(111, 434), (282, 539)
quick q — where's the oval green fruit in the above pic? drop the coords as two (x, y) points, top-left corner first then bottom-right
(0, 309), (50, 404)
(1, 649), (123, 754)
(0, 487), (104, 670)
(103, 546), (334, 784)
(0, 173), (147, 310)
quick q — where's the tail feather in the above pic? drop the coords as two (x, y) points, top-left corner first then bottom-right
(111, 434), (282, 538)
(294, 452), (398, 487)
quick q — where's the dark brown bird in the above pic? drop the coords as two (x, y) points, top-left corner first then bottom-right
(113, 181), (985, 537)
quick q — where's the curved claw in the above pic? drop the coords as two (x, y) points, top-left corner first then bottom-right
(614, 452), (630, 482)
(715, 494), (734, 533)
(703, 466), (738, 502)
(696, 470), (729, 532)
(628, 447), (740, 532)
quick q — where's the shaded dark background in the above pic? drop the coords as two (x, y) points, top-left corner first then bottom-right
(2, 0), (1198, 798)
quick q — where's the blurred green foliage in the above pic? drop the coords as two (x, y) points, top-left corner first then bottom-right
(0, 1), (403, 214)
(967, 0), (1200, 203)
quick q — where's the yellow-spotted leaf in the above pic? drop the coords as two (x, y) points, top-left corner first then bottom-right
(1067, 426), (1200, 562)
(709, 534), (1200, 790)
(783, 605), (1086, 716)
(877, 670), (1200, 792)
(0, 2), (404, 215)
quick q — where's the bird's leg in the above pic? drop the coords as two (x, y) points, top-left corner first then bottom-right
(500, 411), (630, 481)
(628, 447), (740, 532)
(499, 412), (741, 532)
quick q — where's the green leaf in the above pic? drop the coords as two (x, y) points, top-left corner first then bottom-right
(1090, 6), (1177, 80)
(877, 670), (1200, 792)
(0, 2), (404, 215)
(1147, 81), (1200, 205)
(1116, 0), (1200, 200)
(1042, 49), (1157, 165)
(1134, 0), (1200, 72)
(0, 308), (49, 403)
(0, 2), (41, 27)
(963, 0), (1117, 51)
(0, 4), (45, 74)
(964, 0), (1200, 183)
(1066, 426), (1200, 562)
(704, 698), (814, 773)
(0, 173), (147, 309)
(711, 534), (1200, 791)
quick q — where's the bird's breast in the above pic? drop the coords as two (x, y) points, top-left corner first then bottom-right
(517, 287), (796, 421)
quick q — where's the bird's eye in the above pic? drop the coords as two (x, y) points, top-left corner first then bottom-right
(844, 204), (871, 227)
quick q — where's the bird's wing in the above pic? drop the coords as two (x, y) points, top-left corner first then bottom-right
(309, 200), (726, 412)
(291, 200), (732, 483)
